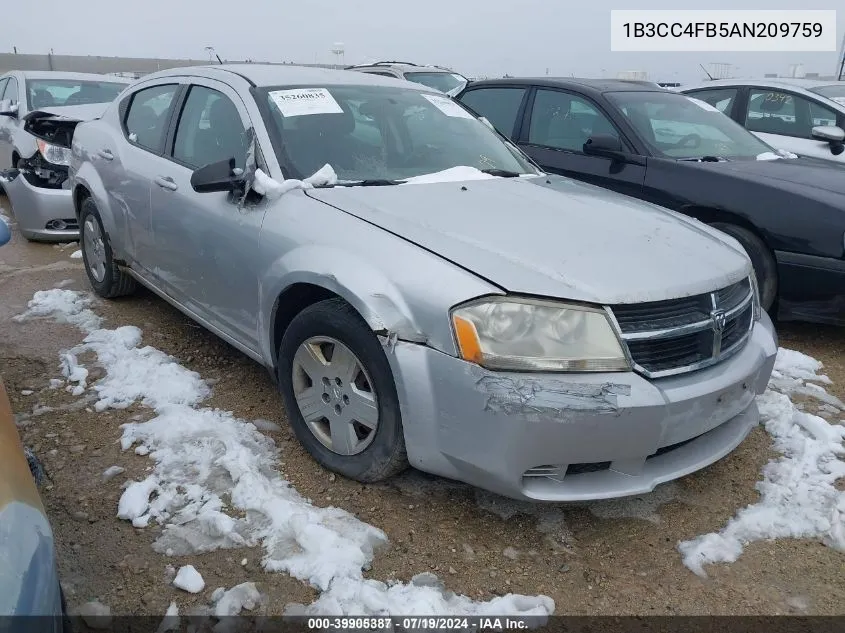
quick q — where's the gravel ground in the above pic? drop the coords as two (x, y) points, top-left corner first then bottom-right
(2, 195), (844, 617)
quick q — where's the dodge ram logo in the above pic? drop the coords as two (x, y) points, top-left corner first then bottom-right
(710, 309), (727, 335)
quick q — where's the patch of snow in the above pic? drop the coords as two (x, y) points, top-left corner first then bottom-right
(155, 601), (180, 633)
(210, 587), (226, 603)
(20, 389), (34, 396)
(102, 465), (125, 482)
(253, 165), (337, 200)
(27, 289), (555, 618)
(213, 582), (261, 617)
(13, 289), (102, 332)
(402, 166), (497, 185)
(49, 378), (64, 389)
(173, 565), (205, 594)
(76, 601), (111, 629)
(54, 279), (75, 288)
(678, 347), (845, 577)
(70, 250), (83, 259)
(251, 418), (282, 432)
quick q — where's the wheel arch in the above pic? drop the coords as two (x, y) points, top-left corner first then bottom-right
(261, 247), (432, 372)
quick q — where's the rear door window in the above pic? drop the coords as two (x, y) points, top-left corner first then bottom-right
(124, 84), (179, 153)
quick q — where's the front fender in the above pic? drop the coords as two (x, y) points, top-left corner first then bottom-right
(259, 244), (428, 364)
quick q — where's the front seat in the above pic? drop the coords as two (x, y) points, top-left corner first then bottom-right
(193, 98), (246, 168)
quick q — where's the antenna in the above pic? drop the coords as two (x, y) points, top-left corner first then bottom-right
(699, 63), (714, 80)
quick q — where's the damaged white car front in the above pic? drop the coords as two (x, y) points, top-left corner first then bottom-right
(0, 104), (104, 242)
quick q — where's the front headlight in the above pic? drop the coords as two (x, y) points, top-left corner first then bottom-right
(748, 271), (762, 322)
(451, 297), (631, 372)
(36, 139), (71, 166)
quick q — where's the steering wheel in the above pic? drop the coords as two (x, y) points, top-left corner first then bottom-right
(674, 133), (702, 149)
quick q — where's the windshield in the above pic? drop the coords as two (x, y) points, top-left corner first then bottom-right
(808, 84), (845, 107)
(260, 84), (538, 182)
(606, 91), (774, 160)
(403, 72), (467, 94)
(26, 79), (127, 109)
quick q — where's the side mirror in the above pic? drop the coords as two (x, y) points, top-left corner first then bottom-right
(0, 99), (18, 118)
(583, 134), (626, 161)
(811, 125), (845, 144)
(190, 157), (245, 193)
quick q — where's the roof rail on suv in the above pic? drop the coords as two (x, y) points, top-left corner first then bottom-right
(344, 61), (424, 70)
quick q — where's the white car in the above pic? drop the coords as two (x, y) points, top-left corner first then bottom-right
(680, 78), (845, 165)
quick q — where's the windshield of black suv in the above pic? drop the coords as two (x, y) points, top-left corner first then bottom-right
(606, 90), (776, 160)
(260, 84), (539, 181)
(402, 72), (467, 94)
(808, 84), (845, 106)
(26, 79), (127, 109)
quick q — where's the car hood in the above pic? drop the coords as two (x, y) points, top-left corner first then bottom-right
(24, 102), (109, 122)
(694, 157), (845, 197)
(306, 175), (751, 304)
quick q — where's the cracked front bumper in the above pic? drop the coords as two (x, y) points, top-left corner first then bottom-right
(2, 171), (78, 242)
(389, 313), (778, 501)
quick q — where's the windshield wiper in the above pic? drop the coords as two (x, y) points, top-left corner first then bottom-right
(480, 168), (522, 177)
(335, 179), (405, 187)
(678, 156), (730, 162)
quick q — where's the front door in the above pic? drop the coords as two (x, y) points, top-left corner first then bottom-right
(517, 88), (646, 197)
(743, 88), (845, 164)
(149, 79), (265, 351)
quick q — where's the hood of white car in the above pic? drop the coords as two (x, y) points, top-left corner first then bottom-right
(306, 174), (752, 304)
(24, 102), (109, 122)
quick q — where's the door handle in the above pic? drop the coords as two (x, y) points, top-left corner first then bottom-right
(98, 149), (114, 161)
(154, 175), (178, 191)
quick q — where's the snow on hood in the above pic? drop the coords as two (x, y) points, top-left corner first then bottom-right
(402, 166), (498, 185)
(25, 102), (109, 122)
(756, 149), (798, 161)
(307, 174), (751, 304)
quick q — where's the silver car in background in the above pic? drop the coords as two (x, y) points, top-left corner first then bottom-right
(0, 71), (129, 241)
(55, 64), (776, 501)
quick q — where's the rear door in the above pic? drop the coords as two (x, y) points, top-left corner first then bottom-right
(517, 87), (646, 197)
(98, 81), (183, 270)
(149, 78), (264, 350)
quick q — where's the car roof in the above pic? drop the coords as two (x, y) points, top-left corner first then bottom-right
(18, 70), (132, 83)
(463, 77), (668, 95)
(135, 63), (432, 89)
(681, 78), (843, 91)
(345, 61), (458, 74)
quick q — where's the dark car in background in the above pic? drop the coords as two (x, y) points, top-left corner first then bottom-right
(455, 78), (845, 326)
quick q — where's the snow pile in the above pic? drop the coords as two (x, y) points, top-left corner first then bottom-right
(173, 565), (205, 594)
(13, 289), (102, 332)
(70, 250), (83, 259)
(678, 348), (845, 577)
(252, 165), (337, 200)
(18, 289), (554, 618)
(402, 166), (497, 185)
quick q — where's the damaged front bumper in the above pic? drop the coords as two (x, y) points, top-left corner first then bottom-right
(1, 166), (78, 242)
(389, 313), (778, 501)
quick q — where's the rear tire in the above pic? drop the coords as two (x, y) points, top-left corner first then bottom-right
(711, 223), (777, 312)
(277, 298), (408, 482)
(79, 197), (135, 299)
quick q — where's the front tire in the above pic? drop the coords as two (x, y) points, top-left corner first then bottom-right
(712, 223), (777, 312)
(278, 298), (408, 482)
(79, 197), (135, 299)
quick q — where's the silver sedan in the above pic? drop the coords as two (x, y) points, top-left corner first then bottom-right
(59, 64), (777, 501)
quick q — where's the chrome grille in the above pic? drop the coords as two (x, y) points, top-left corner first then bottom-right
(610, 278), (755, 378)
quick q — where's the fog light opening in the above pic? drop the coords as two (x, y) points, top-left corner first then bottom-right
(46, 219), (68, 231)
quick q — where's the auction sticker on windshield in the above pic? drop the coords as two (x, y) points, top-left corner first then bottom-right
(421, 93), (475, 119)
(688, 97), (721, 113)
(269, 88), (343, 117)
